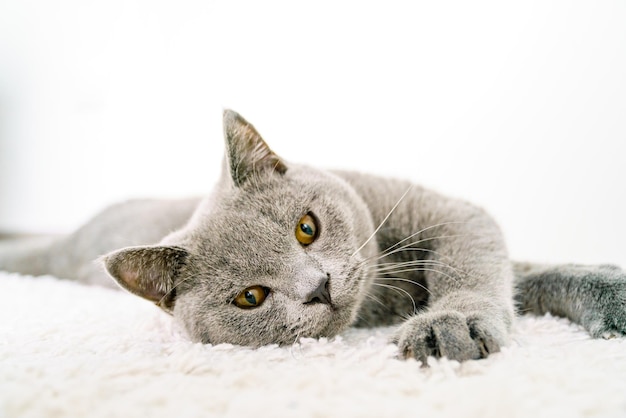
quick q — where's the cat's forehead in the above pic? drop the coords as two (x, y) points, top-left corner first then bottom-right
(190, 168), (353, 257)
(187, 182), (319, 287)
(225, 166), (343, 210)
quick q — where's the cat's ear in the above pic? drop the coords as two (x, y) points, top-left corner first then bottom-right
(222, 109), (287, 187)
(103, 245), (188, 313)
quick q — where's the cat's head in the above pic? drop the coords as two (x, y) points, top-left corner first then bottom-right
(103, 110), (378, 346)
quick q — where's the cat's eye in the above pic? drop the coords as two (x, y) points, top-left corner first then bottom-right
(234, 286), (268, 309)
(295, 213), (319, 246)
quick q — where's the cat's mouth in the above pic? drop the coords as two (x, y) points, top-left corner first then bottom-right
(298, 265), (371, 340)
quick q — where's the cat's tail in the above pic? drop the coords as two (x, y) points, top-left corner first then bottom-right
(0, 236), (59, 277)
(512, 261), (626, 338)
(0, 235), (114, 287)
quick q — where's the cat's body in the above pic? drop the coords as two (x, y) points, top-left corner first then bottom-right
(2, 110), (625, 363)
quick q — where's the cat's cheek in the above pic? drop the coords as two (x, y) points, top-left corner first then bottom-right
(170, 292), (232, 345)
(181, 296), (294, 347)
(280, 302), (328, 338)
(171, 310), (208, 344)
(328, 265), (370, 309)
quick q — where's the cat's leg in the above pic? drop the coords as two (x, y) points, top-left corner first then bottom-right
(513, 262), (626, 338)
(391, 206), (515, 363)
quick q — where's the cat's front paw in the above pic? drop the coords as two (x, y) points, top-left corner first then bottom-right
(582, 268), (626, 339)
(392, 311), (505, 364)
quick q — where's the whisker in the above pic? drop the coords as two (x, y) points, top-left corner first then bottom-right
(289, 331), (303, 360)
(373, 233), (483, 264)
(372, 259), (458, 273)
(389, 233), (480, 257)
(378, 221), (473, 257)
(373, 246), (453, 262)
(355, 233), (483, 273)
(365, 292), (388, 310)
(351, 185), (413, 257)
(157, 272), (195, 308)
(374, 276), (432, 295)
(372, 282), (417, 314)
(357, 246), (452, 271)
(371, 259), (471, 281)
(379, 266), (461, 283)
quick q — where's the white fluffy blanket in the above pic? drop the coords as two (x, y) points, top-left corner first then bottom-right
(2, 271), (625, 418)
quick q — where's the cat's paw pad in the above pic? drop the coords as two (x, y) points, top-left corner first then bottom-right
(392, 311), (503, 364)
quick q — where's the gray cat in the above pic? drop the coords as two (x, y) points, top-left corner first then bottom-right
(2, 110), (625, 363)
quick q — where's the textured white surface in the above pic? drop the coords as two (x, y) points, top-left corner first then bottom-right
(1, 271), (626, 418)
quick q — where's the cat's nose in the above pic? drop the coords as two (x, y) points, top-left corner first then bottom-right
(303, 275), (331, 306)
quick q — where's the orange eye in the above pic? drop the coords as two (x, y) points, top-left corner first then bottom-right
(295, 213), (318, 246)
(234, 286), (268, 309)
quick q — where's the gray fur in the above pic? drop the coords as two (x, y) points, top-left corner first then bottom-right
(514, 263), (626, 338)
(1, 109), (625, 363)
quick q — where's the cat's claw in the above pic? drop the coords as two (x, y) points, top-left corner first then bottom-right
(601, 331), (621, 340)
(392, 311), (504, 364)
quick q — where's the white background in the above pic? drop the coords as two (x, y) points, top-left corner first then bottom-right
(0, 0), (624, 266)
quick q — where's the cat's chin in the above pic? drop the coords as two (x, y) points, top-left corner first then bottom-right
(303, 304), (359, 341)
